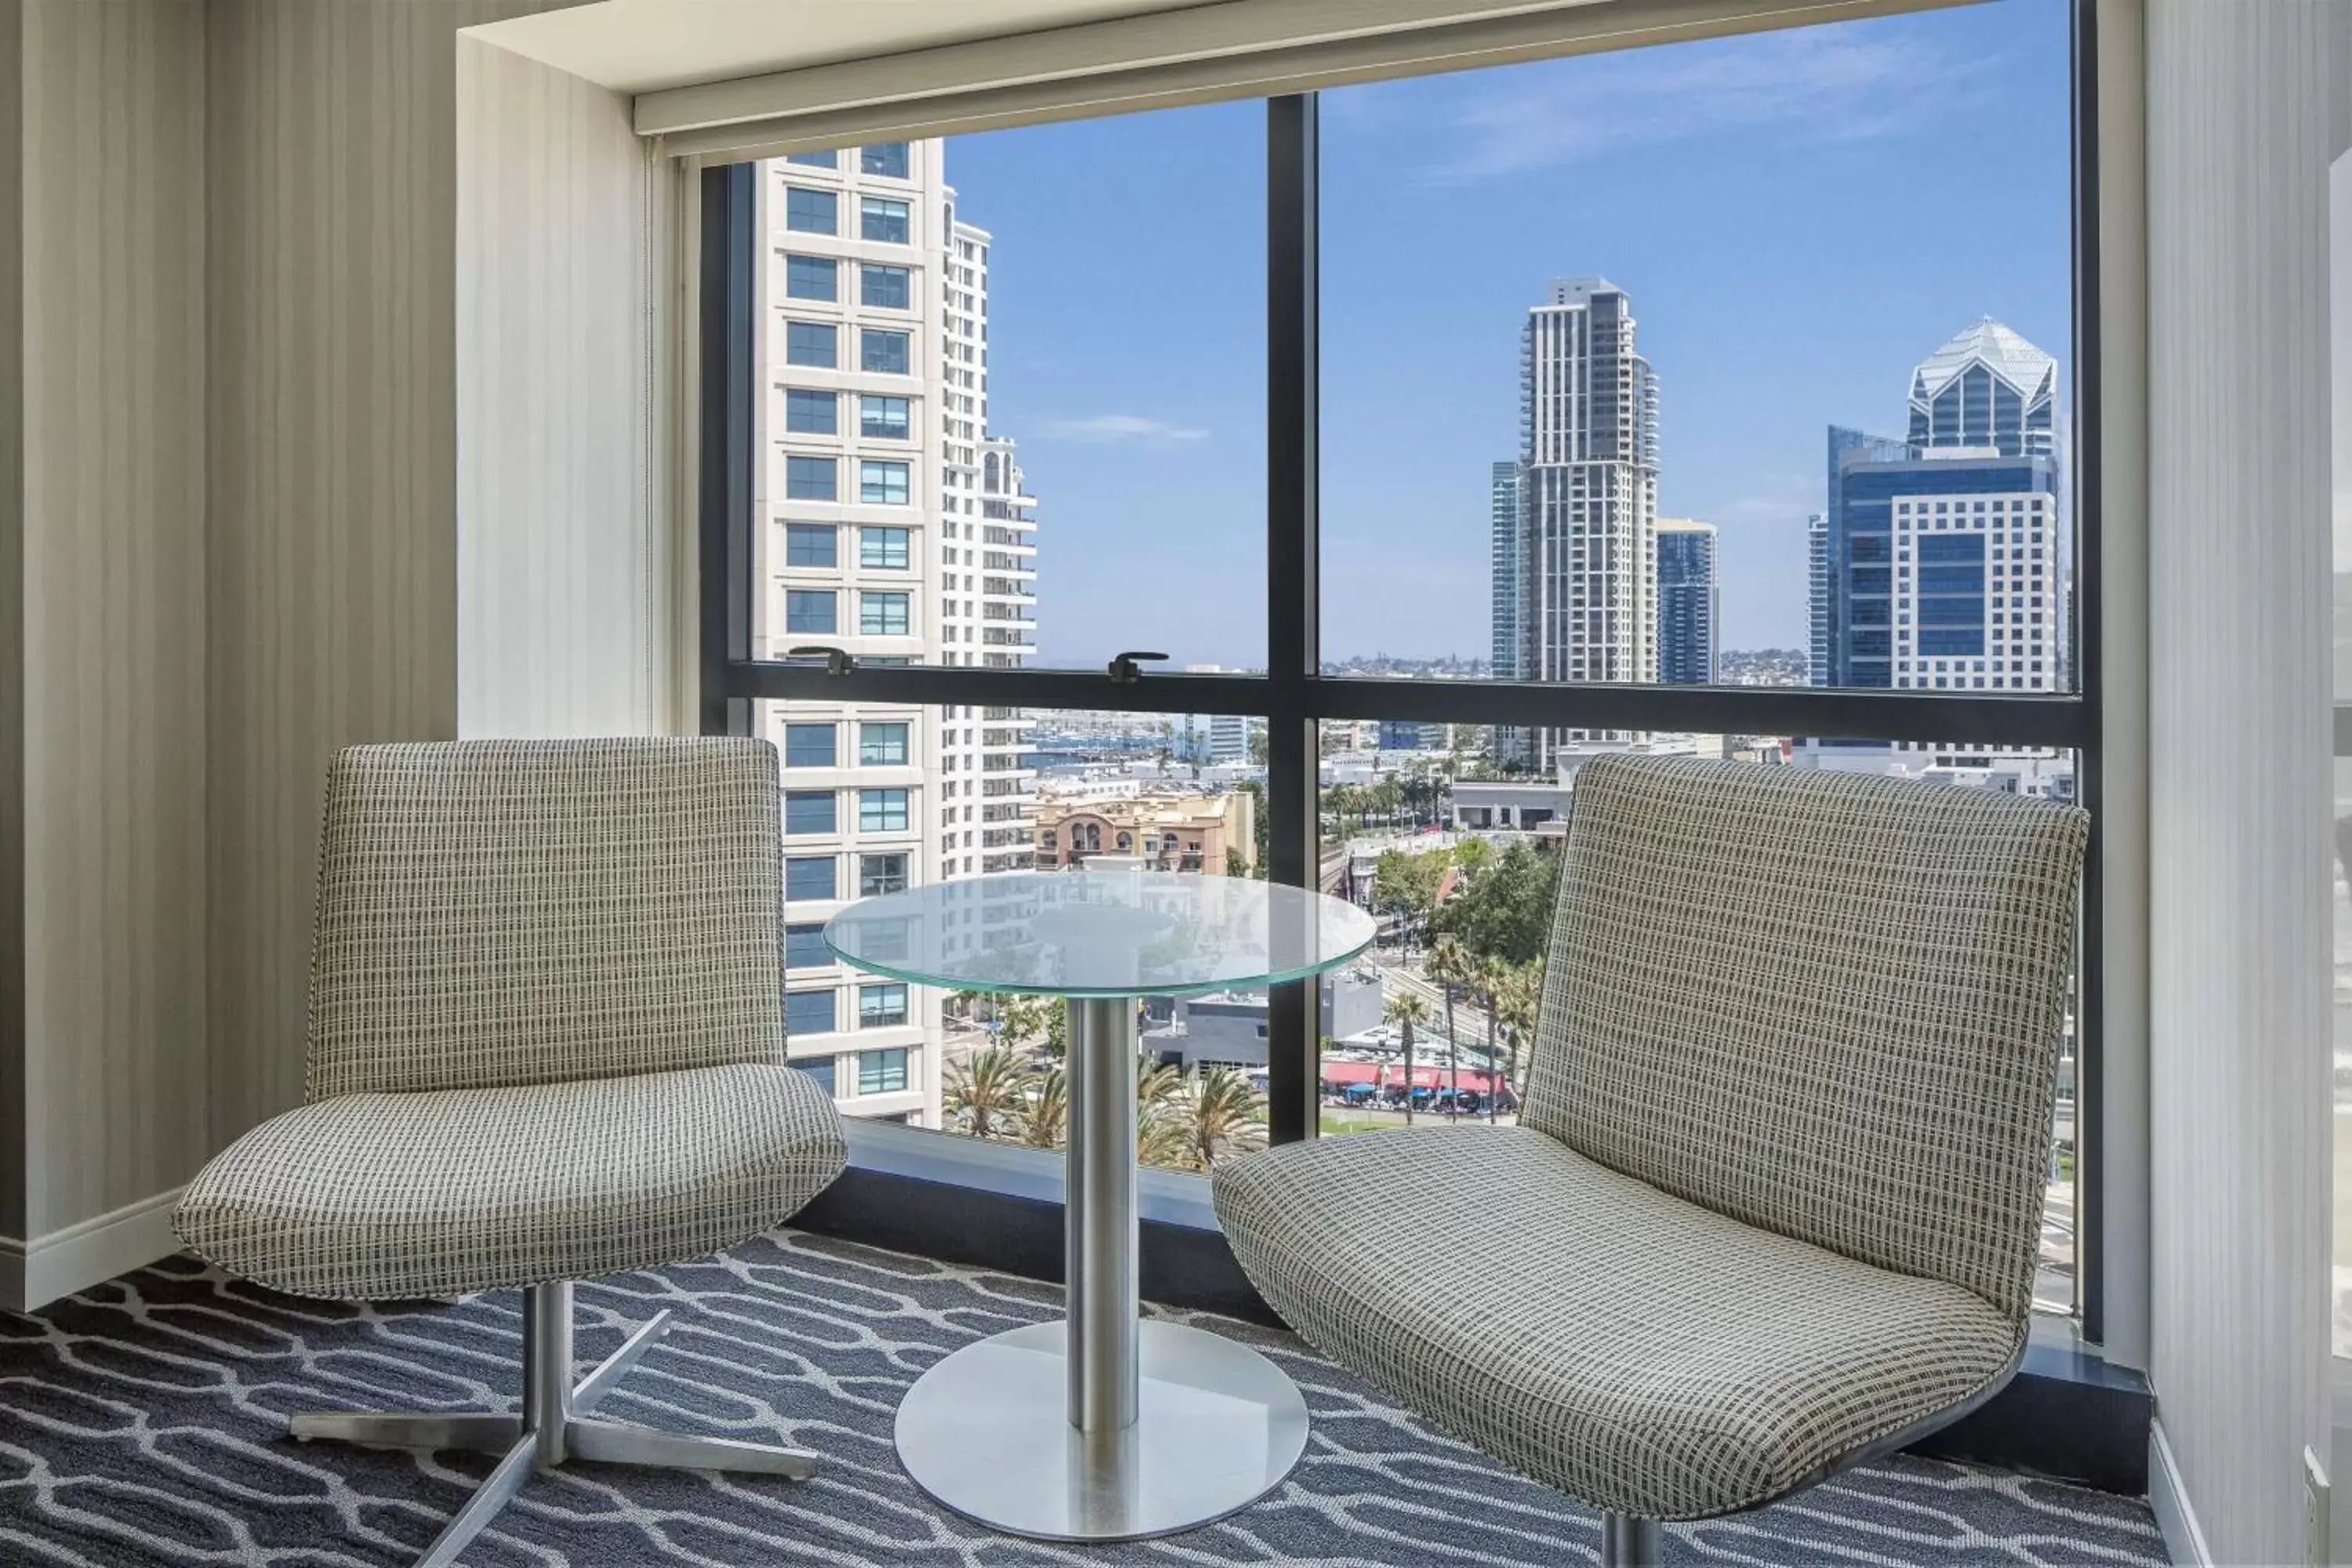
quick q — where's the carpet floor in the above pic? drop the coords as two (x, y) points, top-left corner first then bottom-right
(0, 1229), (2166, 1566)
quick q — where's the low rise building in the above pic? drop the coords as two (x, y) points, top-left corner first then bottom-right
(1033, 788), (1256, 875)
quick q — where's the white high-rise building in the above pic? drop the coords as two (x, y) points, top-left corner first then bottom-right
(1519, 278), (1658, 764)
(751, 139), (1037, 1127)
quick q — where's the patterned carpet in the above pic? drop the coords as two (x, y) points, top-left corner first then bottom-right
(0, 1229), (2165, 1566)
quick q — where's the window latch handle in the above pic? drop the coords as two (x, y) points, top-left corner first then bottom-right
(789, 644), (856, 676)
(1108, 650), (1167, 684)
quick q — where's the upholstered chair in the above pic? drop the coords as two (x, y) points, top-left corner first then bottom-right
(176, 738), (848, 1568)
(1214, 755), (2089, 1567)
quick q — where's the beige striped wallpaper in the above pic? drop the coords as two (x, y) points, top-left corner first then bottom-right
(2144, 1), (2352, 1559)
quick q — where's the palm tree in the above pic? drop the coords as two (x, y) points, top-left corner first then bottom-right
(1385, 990), (1430, 1125)
(1178, 1067), (1269, 1171)
(1494, 962), (1541, 1120)
(1018, 1065), (1069, 1149)
(1427, 935), (1469, 1121)
(1136, 1055), (1189, 1169)
(1475, 955), (1506, 1123)
(944, 1045), (1033, 1142)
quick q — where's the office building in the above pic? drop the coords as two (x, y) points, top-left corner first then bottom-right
(1806, 512), (1830, 685)
(1517, 278), (1658, 764)
(1654, 517), (1718, 684)
(756, 139), (1038, 1127)
(1908, 316), (2059, 459)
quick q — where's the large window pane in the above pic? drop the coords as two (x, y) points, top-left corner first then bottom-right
(1312, 719), (2078, 1312)
(1316, 0), (2071, 733)
(940, 106), (1264, 669)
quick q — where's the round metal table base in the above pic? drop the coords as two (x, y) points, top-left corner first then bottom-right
(895, 1319), (1310, 1542)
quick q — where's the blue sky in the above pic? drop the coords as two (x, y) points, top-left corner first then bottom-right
(946, 0), (2071, 667)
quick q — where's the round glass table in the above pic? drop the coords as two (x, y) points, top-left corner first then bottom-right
(824, 869), (1376, 1541)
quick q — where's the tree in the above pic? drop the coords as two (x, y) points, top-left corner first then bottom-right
(1175, 1067), (1269, 1171)
(1247, 723), (1269, 768)
(1494, 960), (1541, 1117)
(1018, 1065), (1069, 1149)
(1233, 779), (1271, 878)
(1137, 1057), (1190, 1168)
(1475, 954), (1506, 1123)
(1371, 848), (1446, 942)
(1451, 834), (1492, 881)
(1427, 935), (1469, 1122)
(944, 1046), (1033, 1142)
(1433, 840), (1558, 965)
(1385, 990), (1430, 1125)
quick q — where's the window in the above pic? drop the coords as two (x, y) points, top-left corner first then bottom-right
(861, 263), (911, 310)
(860, 525), (910, 568)
(860, 143), (910, 180)
(786, 456), (837, 501)
(785, 989), (837, 1036)
(784, 150), (837, 169)
(782, 723), (835, 768)
(785, 253), (838, 301)
(860, 395), (912, 441)
(858, 984), (909, 1029)
(785, 523), (837, 568)
(784, 187), (837, 234)
(860, 329), (911, 376)
(858, 1047), (910, 1094)
(860, 592), (911, 637)
(784, 856), (837, 902)
(859, 722), (909, 765)
(858, 853), (909, 897)
(715, 13), (2095, 1301)
(785, 389), (837, 435)
(785, 923), (831, 969)
(859, 787), (909, 832)
(784, 789), (837, 835)
(784, 321), (837, 368)
(860, 195), (909, 243)
(792, 1054), (839, 1095)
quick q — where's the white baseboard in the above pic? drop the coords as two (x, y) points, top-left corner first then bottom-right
(0, 1185), (186, 1312)
(2151, 1418), (2213, 1567)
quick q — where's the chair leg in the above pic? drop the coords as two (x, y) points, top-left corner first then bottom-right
(287, 1412), (521, 1454)
(1600, 1512), (1661, 1568)
(286, 1283), (817, 1567)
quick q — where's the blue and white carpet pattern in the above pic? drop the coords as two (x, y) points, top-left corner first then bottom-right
(0, 1229), (2165, 1566)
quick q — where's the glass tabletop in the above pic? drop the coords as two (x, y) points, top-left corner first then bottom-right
(822, 871), (1378, 999)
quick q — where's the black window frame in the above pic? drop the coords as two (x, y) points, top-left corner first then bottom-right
(699, 8), (2108, 1335)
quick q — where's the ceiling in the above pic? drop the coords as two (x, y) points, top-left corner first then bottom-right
(466, 0), (1229, 95)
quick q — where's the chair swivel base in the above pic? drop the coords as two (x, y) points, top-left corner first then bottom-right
(288, 1281), (818, 1568)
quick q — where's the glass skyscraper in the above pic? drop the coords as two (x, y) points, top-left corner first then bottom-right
(1655, 517), (1718, 684)
(1821, 320), (2063, 702)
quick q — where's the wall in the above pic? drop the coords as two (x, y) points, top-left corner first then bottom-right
(203, 0), (622, 1157)
(2144, 2), (2352, 1560)
(454, 34), (667, 739)
(0, 1), (207, 1291)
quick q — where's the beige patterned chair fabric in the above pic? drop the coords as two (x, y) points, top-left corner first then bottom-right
(177, 737), (847, 1301)
(1526, 755), (2086, 1321)
(1214, 755), (2087, 1522)
(308, 739), (791, 1098)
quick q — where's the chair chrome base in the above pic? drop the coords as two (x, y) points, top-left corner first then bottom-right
(1600, 1512), (1662, 1567)
(289, 1283), (818, 1568)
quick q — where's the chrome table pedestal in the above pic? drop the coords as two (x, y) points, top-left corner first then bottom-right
(892, 995), (1311, 1541)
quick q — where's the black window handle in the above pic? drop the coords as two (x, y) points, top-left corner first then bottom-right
(789, 644), (855, 675)
(1108, 651), (1167, 685)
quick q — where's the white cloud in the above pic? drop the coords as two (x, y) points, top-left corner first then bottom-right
(1408, 27), (1994, 185)
(1037, 413), (1210, 445)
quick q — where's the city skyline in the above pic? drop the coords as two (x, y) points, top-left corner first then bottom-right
(940, 0), (2070, 666)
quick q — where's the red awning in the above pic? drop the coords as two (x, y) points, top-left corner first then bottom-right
(1319, 1059), (1499, 1094)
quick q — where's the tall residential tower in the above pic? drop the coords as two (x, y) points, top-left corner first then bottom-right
(754, 139), (1039, 1129)
(1518, 278), (1658, 763)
